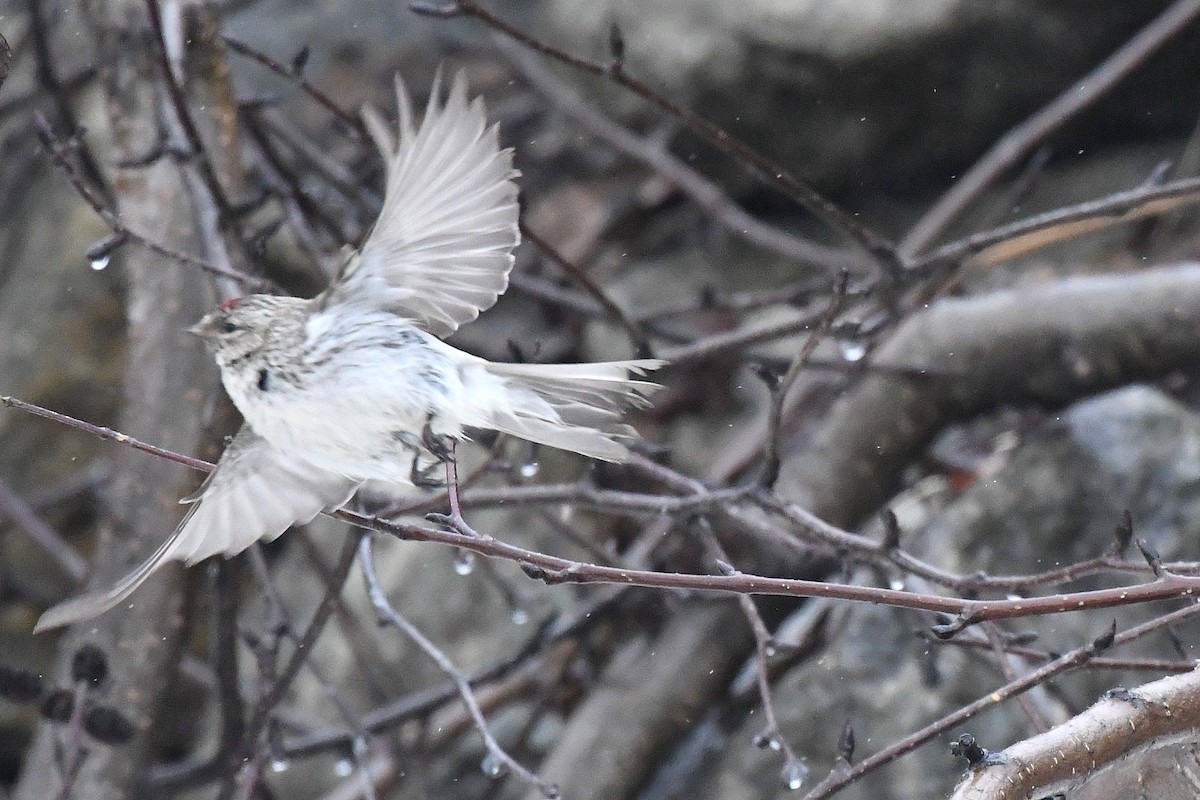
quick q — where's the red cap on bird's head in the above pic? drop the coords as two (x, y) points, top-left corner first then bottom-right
(219, 297), (244, 311)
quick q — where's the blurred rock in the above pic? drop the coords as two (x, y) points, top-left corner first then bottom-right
(540, 0), (1200, 193)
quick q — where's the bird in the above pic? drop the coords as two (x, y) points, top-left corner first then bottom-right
(35, 71), (663, 632)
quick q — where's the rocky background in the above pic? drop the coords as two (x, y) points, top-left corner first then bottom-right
(4, 1), (1200, 799)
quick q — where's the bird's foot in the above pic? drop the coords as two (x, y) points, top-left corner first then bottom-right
(410, 457), (446, 489)
(420, 416), (455, 463)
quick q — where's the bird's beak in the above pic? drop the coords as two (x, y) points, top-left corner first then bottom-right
(188, 315), (218, 339)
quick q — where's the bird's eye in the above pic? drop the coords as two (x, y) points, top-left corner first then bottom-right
(221, 322), (238, 334)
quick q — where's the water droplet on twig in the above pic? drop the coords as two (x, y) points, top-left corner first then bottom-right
(782, 758), (809, 790)
(481, 752), (506, 778)
(838, 340), (867, 362)
(453, 550), (475, 576)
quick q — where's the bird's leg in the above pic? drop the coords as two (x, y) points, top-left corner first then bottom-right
(442, 439), (462, 521)
(417, 413), (461, 518)
(425, 439), (467, 533)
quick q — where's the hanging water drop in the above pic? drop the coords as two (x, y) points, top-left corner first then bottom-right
(511, 608), (530, 626)
(85, 231), (127, 271)
(270, 758), (290, 773)
(519, 460), (540, 478)
(453, 549), (475, 575)
(333, 758), (353, 777)
(782, 759), (809, 790)
(481, 752), (505, 778)
(838, 340), (867, 362)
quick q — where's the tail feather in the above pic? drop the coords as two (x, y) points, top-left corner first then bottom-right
(487, 359), (662, 410)
(483, 358), (664, 462)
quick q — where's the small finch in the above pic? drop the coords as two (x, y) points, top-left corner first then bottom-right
(36, 71), (662, 632)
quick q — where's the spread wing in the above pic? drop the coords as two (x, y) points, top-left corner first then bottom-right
(34, 428), (358, 632)
(323, 70), (521, 338)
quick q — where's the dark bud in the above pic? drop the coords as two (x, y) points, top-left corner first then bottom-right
(713, 559), (737, 577)
(698, 284), (717, 309)
(40, 687), (76, 723)
(85, 231), (128, 263)
(290, 45), (310, 75)
(608, 23), (625, 66)
(929, 615), (968, 640)
(425, 512), (456, 531)
(1091, 619), (1117, 653)
(71, 644), (109, 685)
(519, 562), (548, 581)
(881, 509), (902, 550)
(1112, 510), (1133, 555)
(0, 664), (44, 704)
(1136, 537), (1163, 577)
(83, 704), (137, 744)
(950, 733), (988, 766)
(837, 719), (855, 763)
(752, 732), (776, 749)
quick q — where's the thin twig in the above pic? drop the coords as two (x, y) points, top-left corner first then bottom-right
(144, 0), (238, 219)
(412, 0), (900, 275)
(0, 476), (89, 581)
(761, 272), (849, 488)
(520, 222), (652, 355)
(504, 43), (851, 271)
(799, 603), (1200, 800)
(10, 394), (1200, 627)
(35, 116), (268, 288)
(912, 173), (1200, 274)
(358, 535), (559, 798)
(901, 0), (1200, 256)
(225, 532), (363, 793)
(222, 35), (368, 138)
(700, 524), (807, 788)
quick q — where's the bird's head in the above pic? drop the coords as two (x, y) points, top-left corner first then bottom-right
(189, 295), (299, 369)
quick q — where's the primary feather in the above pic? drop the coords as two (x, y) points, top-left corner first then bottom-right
(325, 70), (521, 337)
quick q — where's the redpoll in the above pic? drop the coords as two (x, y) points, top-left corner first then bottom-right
(36, 71), (662, 632)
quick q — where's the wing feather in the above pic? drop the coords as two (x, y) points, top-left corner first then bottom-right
(326, 70), (520, 338)
(34, 428), (358, 632)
